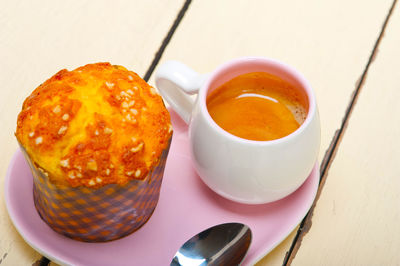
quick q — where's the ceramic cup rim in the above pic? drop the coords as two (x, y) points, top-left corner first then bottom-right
(197, 56), (316, 146)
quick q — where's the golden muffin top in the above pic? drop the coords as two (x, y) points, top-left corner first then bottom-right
(16, 63), (172, 188)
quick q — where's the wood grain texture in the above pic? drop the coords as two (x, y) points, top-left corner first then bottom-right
(286, 1), (398, 264)
(291, 2), (400, 265)
(148, 0), (393, 264)
(0, 0), (183, 264)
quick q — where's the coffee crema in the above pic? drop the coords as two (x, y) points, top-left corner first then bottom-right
(206, 72), (308, 141)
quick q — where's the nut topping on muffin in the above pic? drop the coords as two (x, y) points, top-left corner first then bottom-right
(16, 62), (172, 188)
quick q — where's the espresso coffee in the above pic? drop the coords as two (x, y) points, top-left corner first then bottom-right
(206, 72), (308, 141)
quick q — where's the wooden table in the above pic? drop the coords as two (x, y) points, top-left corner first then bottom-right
(1, 0), (399, 265)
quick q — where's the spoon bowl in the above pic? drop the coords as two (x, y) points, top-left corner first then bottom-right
(171, 223), (252, 266)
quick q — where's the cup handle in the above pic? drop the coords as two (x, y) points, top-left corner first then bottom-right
(155, 61), (208, 124)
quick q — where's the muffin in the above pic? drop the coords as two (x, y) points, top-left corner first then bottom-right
(15, 63), (173, 242)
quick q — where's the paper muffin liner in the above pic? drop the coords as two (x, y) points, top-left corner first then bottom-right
(19, 138), (171, 242)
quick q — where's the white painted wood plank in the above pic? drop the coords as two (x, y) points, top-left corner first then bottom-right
(292, 3), (400, 265)
(0, 0), (183, 264)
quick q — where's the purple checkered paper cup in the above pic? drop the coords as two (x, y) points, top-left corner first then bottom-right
(19, 137), (171, 242)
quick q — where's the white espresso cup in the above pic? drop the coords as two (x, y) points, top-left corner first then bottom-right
(155, 57), (320, 204)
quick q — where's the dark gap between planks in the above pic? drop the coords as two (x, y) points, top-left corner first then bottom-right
(144, 0), (192, 81)
(283, 0), (398, 265)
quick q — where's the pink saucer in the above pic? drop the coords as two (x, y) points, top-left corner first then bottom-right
(5, 111), (319, 266)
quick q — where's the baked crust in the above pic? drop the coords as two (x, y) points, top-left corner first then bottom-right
(16, 63), (172, 188)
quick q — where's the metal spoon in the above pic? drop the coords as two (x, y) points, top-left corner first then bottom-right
(171, 223), (252, 266)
